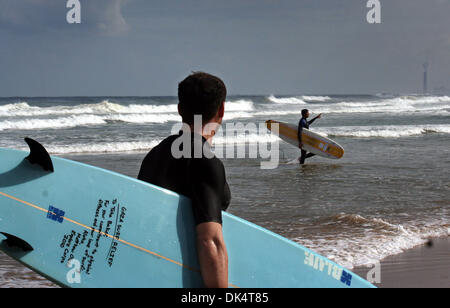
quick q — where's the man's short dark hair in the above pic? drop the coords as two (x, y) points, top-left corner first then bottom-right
(301, 109), (309, 117)
(178, 72), (227, 125)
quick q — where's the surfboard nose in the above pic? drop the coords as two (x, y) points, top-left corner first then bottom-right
(265, 120), (275, 130)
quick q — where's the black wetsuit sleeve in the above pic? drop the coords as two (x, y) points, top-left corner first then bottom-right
(307, 116), (319, 126)
(187, 158), (227, 225)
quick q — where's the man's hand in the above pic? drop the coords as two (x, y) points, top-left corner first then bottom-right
(316, 113), (322, 119)
(299, 143), (303, 149)
(196, 222), (228, 288)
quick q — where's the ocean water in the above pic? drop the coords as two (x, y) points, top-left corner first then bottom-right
(1, 94), (449, 287)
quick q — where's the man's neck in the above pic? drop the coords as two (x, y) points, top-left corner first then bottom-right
(187, 123), (215, 145)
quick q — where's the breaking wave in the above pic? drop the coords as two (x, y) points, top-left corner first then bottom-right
(315, 124), (450, 138)
(294, 211), (450, 269)
(301, 96), (331, 102)
(268, 95), (306, 105)
(0, 99), (254, 118)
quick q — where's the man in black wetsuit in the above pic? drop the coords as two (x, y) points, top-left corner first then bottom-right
(298, 109), (322, 164)
(138, 72), (230, 288)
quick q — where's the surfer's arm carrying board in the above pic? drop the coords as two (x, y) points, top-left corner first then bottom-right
(266, 120), (344, 159)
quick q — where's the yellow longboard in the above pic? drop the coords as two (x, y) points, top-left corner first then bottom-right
(266, 120), (344, 159)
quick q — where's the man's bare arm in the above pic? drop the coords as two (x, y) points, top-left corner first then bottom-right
(196, 221), (228, 288)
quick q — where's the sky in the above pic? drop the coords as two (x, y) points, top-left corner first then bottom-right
(0, 0), (449, 96)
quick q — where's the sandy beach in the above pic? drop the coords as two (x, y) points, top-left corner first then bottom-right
(354, 237), (450, 288)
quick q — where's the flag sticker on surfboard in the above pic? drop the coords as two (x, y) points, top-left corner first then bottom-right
(266, 120), (344, 159)
(47, 206), (65, 223)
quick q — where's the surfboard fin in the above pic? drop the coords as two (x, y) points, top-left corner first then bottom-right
(0, 232), (34, 252)
(24, 138), (54, 172)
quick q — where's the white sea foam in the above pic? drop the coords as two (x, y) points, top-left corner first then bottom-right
(389, 95), (450, 104)
(294, 211), (450, 269)
(0, 99), (254, 118)
(315, 124), (450, 138)
(262, 94), (450, 114)
(45, 140), (163, 154)
(105, 113), (180, 124)
(1, 95), (449, 132)
(225, 99), (255, 111)
(301, 96), (331, 102)
(4, 132), (279, 154)
(0, 114), (182, 131)
(0, 101), (179, 117)
(320, 96), (450, 114)
(0, 102), (38, 116)
(252, 110), (301, 117)
(0, 115), (107, 131)
(268, 95), (306, 105)
(2, 95), (448, 122)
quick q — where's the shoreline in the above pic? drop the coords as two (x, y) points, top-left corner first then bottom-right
(1, 237), (449, 288)
(353, 236), (450, 288)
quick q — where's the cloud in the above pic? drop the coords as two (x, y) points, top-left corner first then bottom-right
(0, 0), (130, 36)
(85, 0), (130, 35)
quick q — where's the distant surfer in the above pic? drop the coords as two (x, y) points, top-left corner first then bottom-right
(138, 72), (230, 288)
(298, 109), (322, 164)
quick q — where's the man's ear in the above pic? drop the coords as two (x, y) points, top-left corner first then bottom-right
(178, 103), (182, 116)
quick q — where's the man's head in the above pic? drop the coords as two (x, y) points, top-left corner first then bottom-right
(301, 109), (310, 118)
(178, 72), (227, 126)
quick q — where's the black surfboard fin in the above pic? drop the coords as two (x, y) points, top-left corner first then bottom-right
(0, 232), (34, 252)
(24, 138), (54, 172)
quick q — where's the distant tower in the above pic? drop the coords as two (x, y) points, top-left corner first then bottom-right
(423, 62), (428, 94)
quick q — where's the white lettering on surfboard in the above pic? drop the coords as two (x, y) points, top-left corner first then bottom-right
(304, 251), (352, 285)
(58, 198), (127, 276)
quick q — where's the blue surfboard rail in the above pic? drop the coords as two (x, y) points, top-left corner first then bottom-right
(0, 146), (375, 288)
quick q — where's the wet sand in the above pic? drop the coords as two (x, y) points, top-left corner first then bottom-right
(0, 251), (57, 288)
(354, 237), (450, 288)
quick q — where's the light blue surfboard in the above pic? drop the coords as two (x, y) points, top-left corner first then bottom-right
(0, 139), (374, 288)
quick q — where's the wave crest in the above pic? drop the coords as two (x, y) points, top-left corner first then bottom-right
(268, 95), (306, 105)
(315, 124), (450, 138)
(295, 211), (449, 270)
(302, 96), (331, 102)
